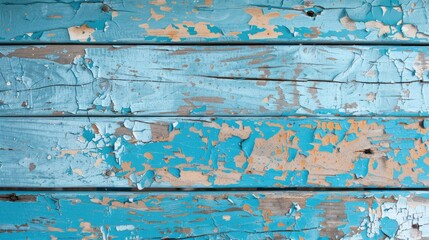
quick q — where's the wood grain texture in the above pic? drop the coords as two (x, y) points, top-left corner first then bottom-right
(0, 191), (428, 239)
(0, 0), (428, 43)
(3, 2), (429, 239)
(2, 45), (429, 117)
(2, 117), (429, 188)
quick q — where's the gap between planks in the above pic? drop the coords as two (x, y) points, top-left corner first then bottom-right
(1, 115), (429, 118)
(2, 42), (429, 46)
(1, 187), (429, 192)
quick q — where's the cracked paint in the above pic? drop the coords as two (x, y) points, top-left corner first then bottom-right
(1, 1), (428, 239)
(2, 45), (429, 116)
(1, 0), (429, 43)
(0, 191), (428, 239)
(1, 117), (429, 188)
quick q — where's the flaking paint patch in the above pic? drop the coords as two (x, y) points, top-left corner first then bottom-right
(139, 22), (223, 41)
(149, 8), (164, 21)
(414, 52), (429, 80)
(402, 24), (418, 38)
(2, 117), (429, 188)
(4, 45), (429, 117)
(365, 21), (391, 37)
(340, 15), (356, 31)
(2, 191), (428, 239)
(150, 0), (166, 5)
(245, 8), (282, 39)
(2, 1), (429, 43)
(68, 25), (95, 42)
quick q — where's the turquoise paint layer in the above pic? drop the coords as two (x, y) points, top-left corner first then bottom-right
(1, 117), (428, 188)
(2, 45), (429, 116)
(0, 0), (428, 43)
(0, 191), (428, 239)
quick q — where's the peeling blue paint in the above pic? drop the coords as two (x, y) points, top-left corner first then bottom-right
(1, 117), (429, 188)
(381, 217), (399, 238)
(352, 158), (370, 178)
(1, 45), (429, 116)
(0, 1), (428, 44)
(0, 191), (426, 239)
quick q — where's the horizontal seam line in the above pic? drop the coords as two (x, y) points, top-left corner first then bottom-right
(0, 187), (428, 192)
(0, 42), (429, 47)
(0, 115), (427, 118)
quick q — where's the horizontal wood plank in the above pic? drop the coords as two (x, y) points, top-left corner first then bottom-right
(0, 0), (428, 43)
(2, 45), (429, 116)
(1, 117), (429, 188)
(0, 191), (428, 239)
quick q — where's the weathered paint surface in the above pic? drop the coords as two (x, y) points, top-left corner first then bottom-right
(2, 1), (429, 238)
(1, 0), (429, 43)
(2, 117), (429, 188)
(0, 191), (428, 239)
(2, 45), (429, 116)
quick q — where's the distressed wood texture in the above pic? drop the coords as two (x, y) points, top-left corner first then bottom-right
(0, 191), (428, 239)
(2, 117), (429, 188)
(2, 45), (429, 117)
(1, 0), (429, 43)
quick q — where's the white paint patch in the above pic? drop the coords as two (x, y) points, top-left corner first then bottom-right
(132, 121), (152, 142)
(113, 138), (125, 165)
(381, 6), (387, 16)
(115, 225), (135, 231)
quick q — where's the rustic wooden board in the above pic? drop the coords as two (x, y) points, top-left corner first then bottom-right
(2, 45), (429, 116)
(1, 0), (428, 43)
(2, 117), (429, 188)
(0, 191), (428, 239)
(3, 1), (429, 239)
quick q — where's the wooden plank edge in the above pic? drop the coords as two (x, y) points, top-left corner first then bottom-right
(1, 117), (429, 188)
(0, 190), (428, 239)
(1, 0), (429, 43)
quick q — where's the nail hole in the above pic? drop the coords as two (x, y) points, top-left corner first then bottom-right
(363, 149), (373, 154)
(306, 10), (316, 17)
(412, 224), (419, 229)
(419, 120), (425, 129)
(101, 4), (110, 12)
(104, 170), (113, 176)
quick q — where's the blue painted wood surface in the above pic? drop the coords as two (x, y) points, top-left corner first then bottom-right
(1, 117), (429, 188)
(0, 191), (428, 239)
(2, 45), (429, 116)
(1, 1), (429, 239)
(1, 0), (428, 43)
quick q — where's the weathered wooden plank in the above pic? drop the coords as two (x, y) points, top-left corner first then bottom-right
(0, 0), (428, 43)
(0, 191), (428, 239)
(1, 117), (429, 188)
(2, 45), (429, 116)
